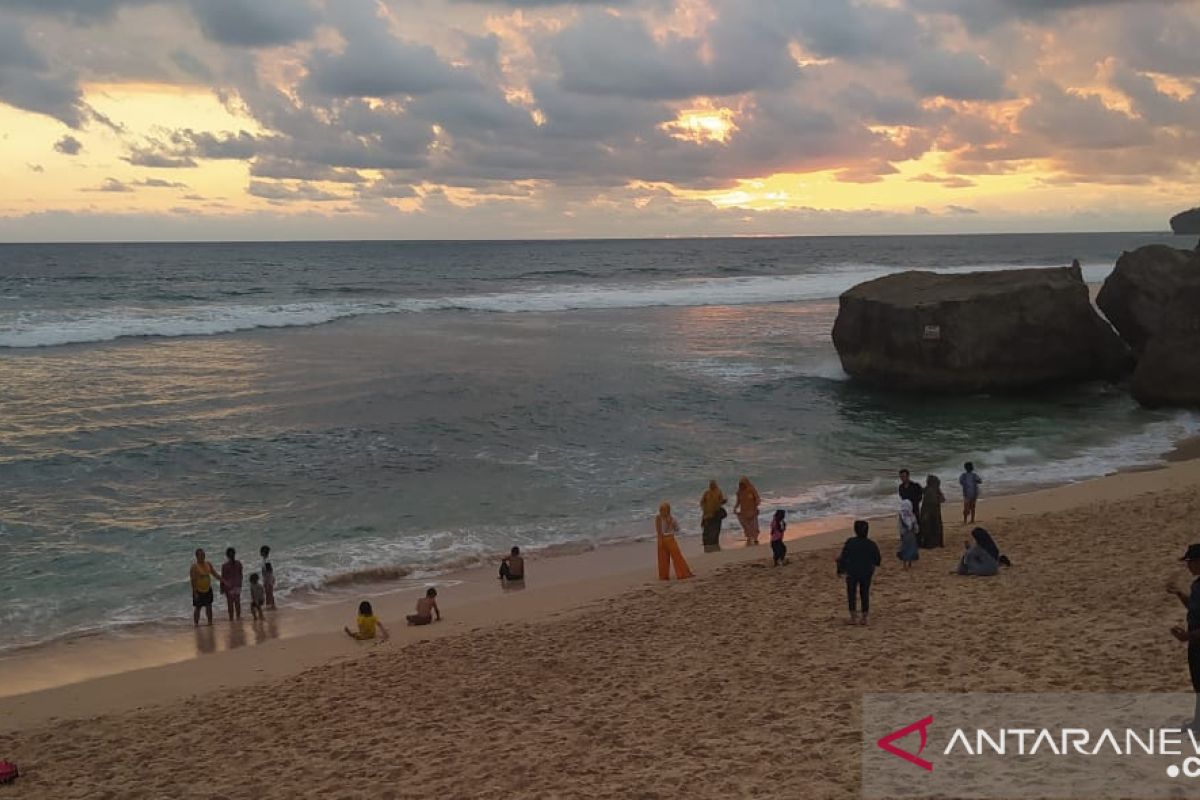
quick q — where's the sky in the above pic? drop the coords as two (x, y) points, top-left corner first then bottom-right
(0, 0), (1198, 241)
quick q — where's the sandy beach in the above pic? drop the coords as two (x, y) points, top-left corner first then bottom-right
(1, 456), (1199, 798)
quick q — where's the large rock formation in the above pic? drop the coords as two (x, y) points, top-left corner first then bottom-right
(832, 265), (1132, 393)
(1096, 244), (1200, 354)
(1128, 285), (1200, 408)
(1170, 207), (1200, 235)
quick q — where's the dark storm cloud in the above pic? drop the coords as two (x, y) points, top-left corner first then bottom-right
(182, 0), (318, 47)
(0, 19), (85, 127)
(54, 133), (83, 155)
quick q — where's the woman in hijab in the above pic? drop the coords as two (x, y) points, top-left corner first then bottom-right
(699, 480), (727, 552)
(734, 476), (762, 546)
(897, 499), (920, 568)
(956, 527), (1010, 576)
(919, 474), (946, 549)
(655, 502), (694, 580)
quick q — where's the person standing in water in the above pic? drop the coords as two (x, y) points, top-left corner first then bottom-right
(220, 547), (244, 621)
(959, 462), (983, 524)
(190, 548), (223, 626)
(655, 502), (694, 580)
(837, 520), (881, 626)
(699, 480), (727, 553)
(919, 475), (946, 548)
(734, 476), (762, 546)
(1170, 544), (1200, 728)
(259, 545), (276, 609)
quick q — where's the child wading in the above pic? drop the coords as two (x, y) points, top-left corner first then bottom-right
(249, 573), (265, 620)
(769, 510), (788, 566)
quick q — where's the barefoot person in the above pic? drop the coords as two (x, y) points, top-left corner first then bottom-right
(699, 480), (727, 553)
(919, 475), (946, 548)
(897, 499), (919, 569)
(190, 548), (223, 626)
(769, 509), (788, 566)
(734, 476), (762, 546)
(898, 469), (923, 522)
(259, 545), (276, 609)
(837, 520), (881, 625)
(220, 547), (244, 621)
(1169, 544), (1200, 727)
(959, 462), (982, 524)
(499, 546), (525, 582)
(345, 601), (389, 641)
(655, 502), (694, 580)
(407, 588), (441, 626)
(249, 573), (265, 621)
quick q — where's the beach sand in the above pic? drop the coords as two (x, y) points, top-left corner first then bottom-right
(3, 459), (1200, 798)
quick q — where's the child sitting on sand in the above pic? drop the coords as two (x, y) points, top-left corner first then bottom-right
(345, 601), (389, 641)
(407, 588), (441, 626)
(249, 573), (265, 621)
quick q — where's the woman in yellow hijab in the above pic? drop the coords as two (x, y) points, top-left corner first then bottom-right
(655, 502), (693, 580)
(699, 480), (727, 552)
(734, 476), (762, 546)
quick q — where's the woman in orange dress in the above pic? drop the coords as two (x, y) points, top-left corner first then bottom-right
(734, 476), (762, 545)
(655, 502), (694, 580)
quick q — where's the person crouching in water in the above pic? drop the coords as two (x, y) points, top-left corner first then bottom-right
(407, 587), (441, 626)
(769, 510), (788, 566)
(499, 546), (525, 582)
(345, 601), (389, 641)
(838, 520), (881, 626)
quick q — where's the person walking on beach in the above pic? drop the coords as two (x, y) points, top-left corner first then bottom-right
(837, 520), (881, 626)
(1170, 545), (1200, 727)
(700, 480), (727, 553)
(220, 547), (244, 621)
(897, 500), (919, 568)
(919, 475), (946, 548)
(769, 509), (788, 566)
(499, 546), (525, 582)
(259, 545), (276, 609)
(345, 600), (389, 642)
(190, 548), (223, 626)
(734, 476), (762, 546)
(959, 462), (983, 524)
(898, 470), (923, 522)
(407, 588), (441, 626)
(655, 502), (694, 580)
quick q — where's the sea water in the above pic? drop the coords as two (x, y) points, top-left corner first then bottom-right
(0, 233), (1195, 652)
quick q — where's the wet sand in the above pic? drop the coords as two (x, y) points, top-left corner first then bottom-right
(3, 458), (1200, 798)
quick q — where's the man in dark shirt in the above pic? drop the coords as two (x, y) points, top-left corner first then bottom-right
(1169, 543), (1200, 727)
(898, 470), (923, 521)
(838, 520), (882, 626)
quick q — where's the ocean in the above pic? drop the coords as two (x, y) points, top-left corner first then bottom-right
(1, 232), (1196, 653)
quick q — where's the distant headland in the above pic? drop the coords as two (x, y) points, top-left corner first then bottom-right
(1170, 207), (1200, 234)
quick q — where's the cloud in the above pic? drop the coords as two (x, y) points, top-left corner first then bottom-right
(247, 180), (345, 202)
(910, 173), (977, 188)
(27, 162), (44, 172)
(54, 134), (83, 155)
(183, 0), (318, 47)
(135, 178), (188, 188)
(0, 18), (86, 127)
(907, 50), (1009, 100)
(121, 146), (199, 168)
(88, 178), (134, 192)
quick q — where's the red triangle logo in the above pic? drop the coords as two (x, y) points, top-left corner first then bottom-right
(876, 715), (934, 772)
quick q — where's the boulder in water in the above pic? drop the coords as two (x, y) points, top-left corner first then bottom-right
(1129, 285), (1200, 408)
(832, 264), (1132, 393)
(1096, 244), (1200, 354)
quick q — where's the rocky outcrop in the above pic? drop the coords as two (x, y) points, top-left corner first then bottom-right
(1129, 285), (1200, 408)
(1097, 245), (1200, 354)
(1170, 207), (1200, 235)
(832, 265), (1133, 393)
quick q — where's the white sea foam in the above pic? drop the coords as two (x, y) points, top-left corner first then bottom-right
(0, 262), (1099, 348)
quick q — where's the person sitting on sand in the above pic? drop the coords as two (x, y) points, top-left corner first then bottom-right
(897, 499), (919, 569)
(769, 509), (788, 566)
(837, 520), (881, 626)
(499, 546), (525, 581)
(190, 548), (224, 626)
(220, 547), (244, 621)
(955, 527), (1011, 576)
(345, 600), (389, 641)
(655, 502), (694, 580)
(1168, 544), (1200, 727)
(734, 476), (762, 546)
(700, 480), (727, 553)
(959, 462), (983, 524)
(407, 588), (441, 626)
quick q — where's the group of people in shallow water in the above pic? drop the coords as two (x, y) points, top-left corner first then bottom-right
(189, 545), (276, 625)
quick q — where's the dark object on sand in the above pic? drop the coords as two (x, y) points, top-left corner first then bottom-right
(832, 264), (1132, 393)
(1169, 207), (1200, 235)
(1097, 244), (1200, 356)
(0, 760), (18, 784)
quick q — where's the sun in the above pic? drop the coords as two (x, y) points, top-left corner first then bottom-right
(662, 106), (738, 144)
